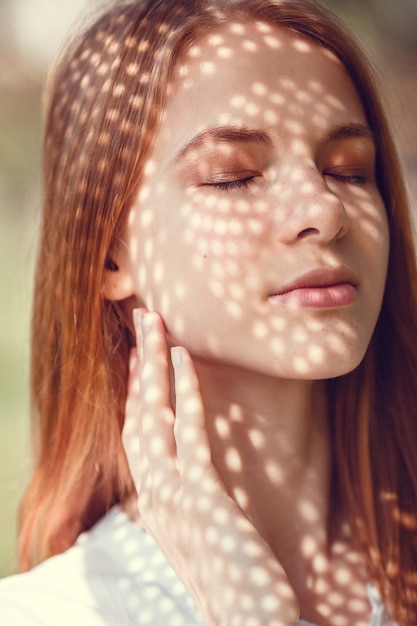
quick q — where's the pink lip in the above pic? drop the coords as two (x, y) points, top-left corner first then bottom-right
(268, 267), (359, 308)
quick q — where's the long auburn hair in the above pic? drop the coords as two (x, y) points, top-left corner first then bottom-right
(20, 0), (417, 621)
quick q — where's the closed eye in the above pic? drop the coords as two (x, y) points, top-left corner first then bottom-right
(323, 170), (368, 185)
(323, 167), (369, 185)
(202, 175), (258, 192)
(331, 173), (367, 184)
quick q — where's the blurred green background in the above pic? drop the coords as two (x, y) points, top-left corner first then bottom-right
(0, 0), (416, 578)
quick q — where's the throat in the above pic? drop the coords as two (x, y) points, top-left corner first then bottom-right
(191, 359), (369, 624)
(195, 363), (332, 561)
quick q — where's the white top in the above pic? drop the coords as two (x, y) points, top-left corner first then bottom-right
(0, 507), (394, 625)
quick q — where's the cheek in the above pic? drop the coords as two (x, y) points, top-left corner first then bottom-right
(177, 191), (272, 272)
(125, 200), (167, 310)
(130, 193), (272, 330)
(367, 201), (390, 276)
(172, 198), (271, 322)
(348, 191), (389, 266)
(351, 188), (388, 236)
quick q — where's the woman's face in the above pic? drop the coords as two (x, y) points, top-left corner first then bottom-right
(123, 22), (389, 380)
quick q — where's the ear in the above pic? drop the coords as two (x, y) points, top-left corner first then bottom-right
(102, 251), (135, 301)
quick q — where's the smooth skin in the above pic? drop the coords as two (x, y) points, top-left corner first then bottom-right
(110, 22), (390, 626)
(123, 309), (299, 626)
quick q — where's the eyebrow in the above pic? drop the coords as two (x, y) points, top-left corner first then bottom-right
(172, 121), (374, 164)
(322, 122), (374, 145)
(173, 126), (274, 162)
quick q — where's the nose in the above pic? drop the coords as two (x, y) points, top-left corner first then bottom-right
(272, 165), (350, 245)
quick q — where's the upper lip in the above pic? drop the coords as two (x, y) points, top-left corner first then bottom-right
(270, 266), (359, 296)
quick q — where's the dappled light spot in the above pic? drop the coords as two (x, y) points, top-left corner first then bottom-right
(174, 282), (186, 300)
(225, 446), (243, 472)
(97, 130), (111, 147)
(152, 261), (164, 285)
(214, 414), (231, 439)
(208, 33), (225, 47)
(334, 567), (353, 586)
(263, 34), (282, 50)
(264, 459), (285, 483)
(124, 62), (138, 76)
(307, 344), (326, 363)
(270, 338), (286, 356)
(324, 93), (347, 112)
(264, 90), (283, 109)
(301, 535), (319, 558)
(270, 316), (287, 332)
(244, 101), (260, 116)
(284, 119), (306, 136)
(170, 314), (185, 337)
(104, 37), (119, 55)
(252, 319), (268, 338)
(201, 61), (216, 75)
(89, 51), (102, 67)
(293, 38), (313, 54)
(252, 82), (266, 96)
(314, 553), (331, 575)
(80, 74), (90, 90)
(229, 22), (246, 35)
(188, 43), (202, 58)
(263, 108), (279, 124)
(228, 282), (245, 301)
(143, 238), (154, 262)
(101, 77), (111, 93)
(295, 89), (312, 104)
(159, 292), (170, 317)
(242, 39), (258, 52)
(225, 300), (243, 318)
(230, 93), (246, 109)
(139, 72), (150, 85)
(293, 356), (312, 374)
(157, 22), (169, 35)
(105, 107), (119, 122)
(112, 82), (125, 97)
(298, 500), (320, 524)
(128, 93), (143, 109)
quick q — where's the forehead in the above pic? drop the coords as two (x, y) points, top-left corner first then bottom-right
(182, 20), (341, 77)
(154, 21), (366, 158)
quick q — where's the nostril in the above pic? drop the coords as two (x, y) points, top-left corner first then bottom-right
(298, 227), (319, 238)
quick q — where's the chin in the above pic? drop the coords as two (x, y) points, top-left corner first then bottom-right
(298, 352), (368, 381)
(265, 340), (371, 381)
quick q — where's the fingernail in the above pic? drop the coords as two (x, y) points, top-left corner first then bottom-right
(170, 346), (182, 367)
(142, 312), (153, 336)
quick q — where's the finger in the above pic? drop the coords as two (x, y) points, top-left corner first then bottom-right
(122, 306), (147, 445)
(139, 311), (171, 408)
(122, 348), (142, 487)
(124, 347), (140, 433)
(122, 309), (146, 488)
(133, 306), (147, 365)
(171, 346), (215, 485)
(137, 311), (177, 473)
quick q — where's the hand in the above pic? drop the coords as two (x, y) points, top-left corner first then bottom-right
(123, 309), (299, 626)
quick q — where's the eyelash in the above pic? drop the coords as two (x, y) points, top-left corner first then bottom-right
(208, 176), (257, 191)
(325, 172), (368, 185)
(204, 171), (367, 192)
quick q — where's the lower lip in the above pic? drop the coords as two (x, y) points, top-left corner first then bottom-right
(269, 283), (358, 308)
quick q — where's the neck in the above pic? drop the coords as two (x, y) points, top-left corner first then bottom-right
(124, 353), (370, 624)
(192, 357), (332, 579)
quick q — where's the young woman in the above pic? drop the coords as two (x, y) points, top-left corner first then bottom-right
(1, 0), (417, 624)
